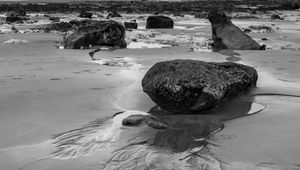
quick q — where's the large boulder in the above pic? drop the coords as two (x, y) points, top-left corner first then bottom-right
(208, 10), (265, 50)
(63, 20), (126, 49)
(142, 60), (258, 113)
(146, 16), (174, 29)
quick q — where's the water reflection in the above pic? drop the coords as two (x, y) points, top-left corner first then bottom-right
(49, 94), (266, 169)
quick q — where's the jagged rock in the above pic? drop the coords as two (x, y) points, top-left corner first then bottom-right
(146, 16), (174, 29)
(79, 12), (93, 19)
(124, 20), (138, 29)
(63, 20), (126, 49)
(142, 60), (258, 113)
(208, 10), (264, 50)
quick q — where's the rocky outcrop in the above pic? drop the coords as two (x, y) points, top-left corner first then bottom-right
(142, 60), (258, 113)
(146, 16), (174, 29)
(208, 10), (264, 50)
(63, 20), (126, 49)
(124, 20), (138, 29)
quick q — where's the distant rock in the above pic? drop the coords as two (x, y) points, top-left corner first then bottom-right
(7, 10), (27, 17)
(42, 22), (73, 32)
(271, 14), (282, 20)
(79, 12), (93, 19)
(6, 16), (27, 24)
(106, 11), (122, 18)
(194, 12), (208, 19)
(146, 16), (174, 29)
(49, 17), (60, 22)
(63, 20), (126, 49)
(124, 20), (138, 29)
(244, 25), (275, 33)
(208, 10), (264, 50)
(142, 60), (258, 113)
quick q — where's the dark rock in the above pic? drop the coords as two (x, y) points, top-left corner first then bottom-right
(124, 20), (138, 29)
(11, 26), (19, 33)
(142, 60), (258, 113)
(271, 14), (282, 20)
(106, 11), (122, 18)
(248, 25), (275, 33)
(6, 16), (26, 23)
(49, 17), (60, 22)
(63, 20), (126, 49)
(7, 10), (27, 17)
(208, 10), (264, 50)
(146, 16), (174, 29)
(122, 114), (146, 126)
(79, 12), (93, 19)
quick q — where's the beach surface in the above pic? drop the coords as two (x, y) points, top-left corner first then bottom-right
(0, 13), (300, 170)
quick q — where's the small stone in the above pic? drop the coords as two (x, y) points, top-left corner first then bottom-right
(122, 114), (146, 126)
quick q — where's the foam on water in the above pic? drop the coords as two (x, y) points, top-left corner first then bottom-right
(3, 39), (28, 44)
(127, 42), (171, 49)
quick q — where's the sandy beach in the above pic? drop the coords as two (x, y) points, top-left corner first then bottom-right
(0, 11), (300, 170)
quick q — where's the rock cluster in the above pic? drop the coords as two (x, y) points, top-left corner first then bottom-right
(142, 60), (258, 113)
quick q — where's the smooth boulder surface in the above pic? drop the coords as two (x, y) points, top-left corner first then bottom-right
(208, 10), (265, 50)
(142, 60), (258, 113)
(146, 16), (174, 29)
(63, 20), (126, 49)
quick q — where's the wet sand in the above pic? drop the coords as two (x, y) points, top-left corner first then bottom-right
(0, 13), (300, 170)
